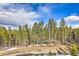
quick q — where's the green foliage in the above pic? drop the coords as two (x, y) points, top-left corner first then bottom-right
(49, 51), (52, 56)
(0, 18), (79, 49)
(71, 43), (78, 56)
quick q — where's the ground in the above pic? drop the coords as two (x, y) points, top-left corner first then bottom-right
(0, 44), (71, 56)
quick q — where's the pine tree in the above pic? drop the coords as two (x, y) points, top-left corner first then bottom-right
(48, 19), (52, 44)
(38, 21), (44, 44)
(24, 24), (31, 46)
(32, 22), (39, 44)
(59, 19), (66, 43)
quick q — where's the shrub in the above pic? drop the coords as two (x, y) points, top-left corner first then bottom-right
(49, 51), (52, 56)
(71, 43), (78, 56)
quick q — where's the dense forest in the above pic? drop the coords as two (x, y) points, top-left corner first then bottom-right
(0, 18), (79, 48)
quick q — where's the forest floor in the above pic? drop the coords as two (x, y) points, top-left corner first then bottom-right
(0, 44), (71, 56)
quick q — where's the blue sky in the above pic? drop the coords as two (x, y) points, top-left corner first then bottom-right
(0, 3), (79, 28)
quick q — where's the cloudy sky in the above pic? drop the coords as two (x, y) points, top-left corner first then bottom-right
(0, 3), (79, 28)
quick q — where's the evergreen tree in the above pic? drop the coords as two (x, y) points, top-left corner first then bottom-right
(59, 19), (66, 43)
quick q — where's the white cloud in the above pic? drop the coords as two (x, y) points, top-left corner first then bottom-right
(0, 8), (39, 28)
(64, 15), (79, 23)
(72, 24), (79, 29)
(0, 24), (18, 30)
(64, 15), (79, 28)
(38, 6), (50, 15)
(39, 6), (50, 13)
(0, 3), (11, 6)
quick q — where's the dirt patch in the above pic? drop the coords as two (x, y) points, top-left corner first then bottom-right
(0, 44), (71, 56)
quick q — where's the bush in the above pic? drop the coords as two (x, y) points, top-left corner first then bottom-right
(71, 43), (78, 56)
(49, 51), (52, 56)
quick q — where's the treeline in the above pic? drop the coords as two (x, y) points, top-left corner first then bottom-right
(0, 18), (79, 48)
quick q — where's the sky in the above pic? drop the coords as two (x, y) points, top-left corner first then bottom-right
(0, 3), (79, 29)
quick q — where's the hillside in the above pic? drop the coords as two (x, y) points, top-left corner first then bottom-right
(0, 44), (71, 56)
